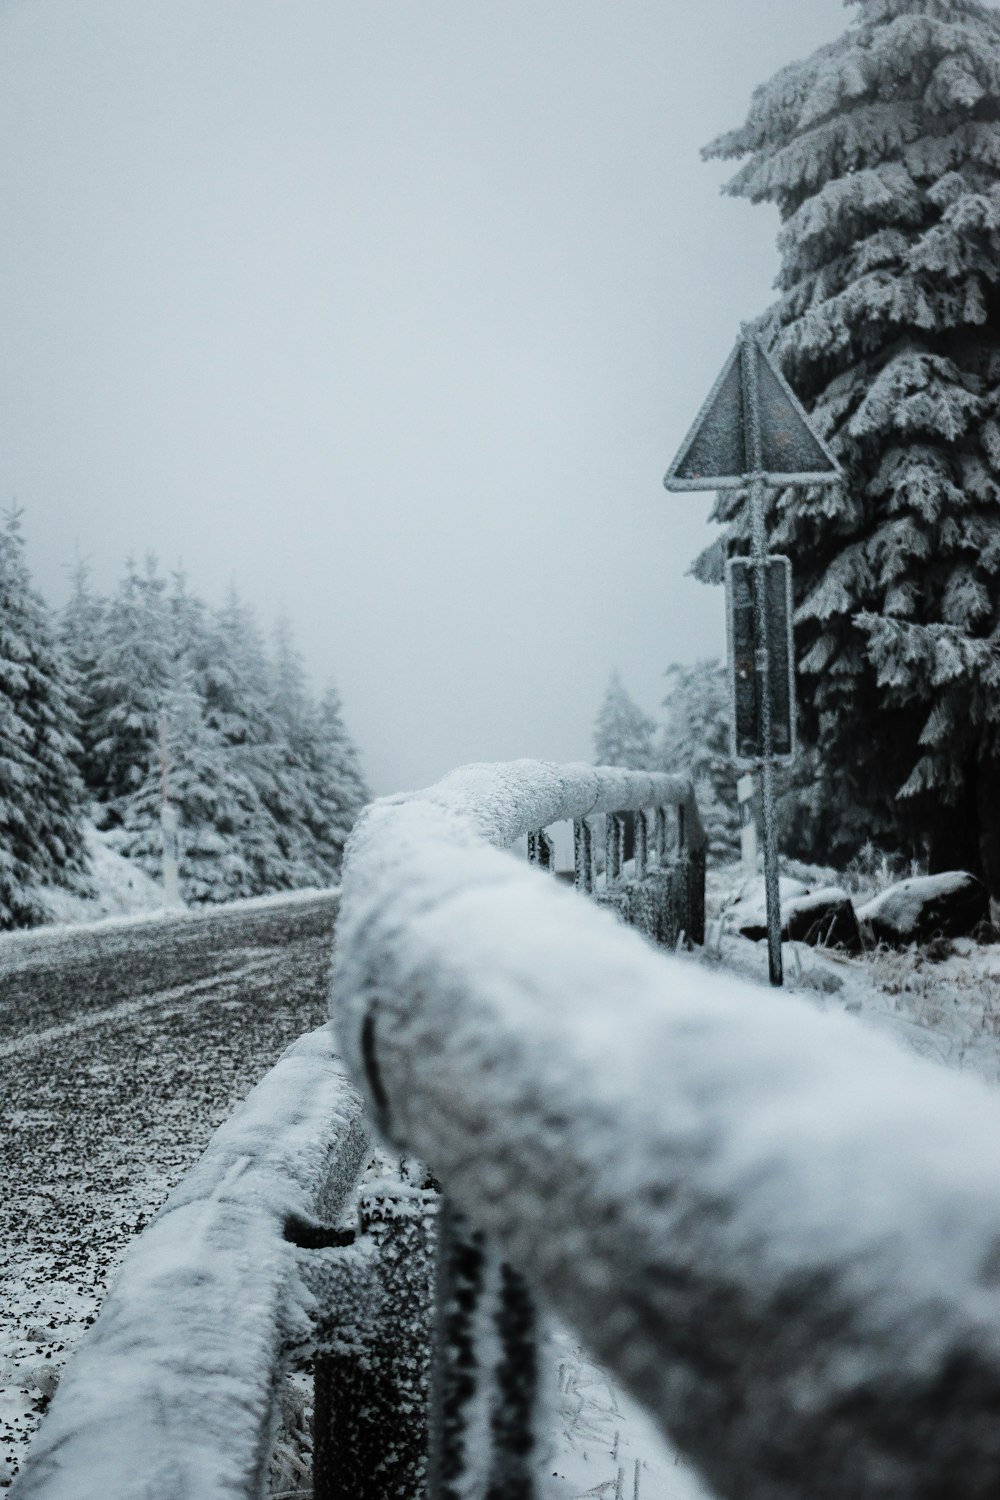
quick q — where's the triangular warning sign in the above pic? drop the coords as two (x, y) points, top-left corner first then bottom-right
(755, 345), (839, 480)
(663, 333), (840, 491)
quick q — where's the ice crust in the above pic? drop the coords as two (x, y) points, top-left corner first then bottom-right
(331, 758), (1000, 1500)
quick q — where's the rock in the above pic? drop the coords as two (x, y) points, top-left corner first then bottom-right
(730, 877), (810, 939)
(858, 871), (989, 947)
(783, 888), (862, 953)
(735, 885), (861, 953)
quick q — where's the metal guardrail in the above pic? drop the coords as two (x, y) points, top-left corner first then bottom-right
(331, 760), (1000, 1500)
(11, 1026), (371, 1500)
(11, 762), (706, 1500)
(22, 757), (1000, 1499)
(311, 762), (710, 1500)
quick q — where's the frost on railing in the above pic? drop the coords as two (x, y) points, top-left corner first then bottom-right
(330, 759), (1000, 1500)
(304, 763), (708, 1500)
(10, 764), (705, 1500)
(530, 785), (706, 947)
(24, 757), (1000, 1500)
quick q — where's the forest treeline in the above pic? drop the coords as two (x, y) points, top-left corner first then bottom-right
(0, 508), (369, 928)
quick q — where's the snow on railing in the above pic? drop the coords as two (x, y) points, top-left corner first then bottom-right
(28, 757), (1000, 1498)
(330, 759), (1000, 1500)
(12, 1027), (371, 1500)
(12, 762), (707, 1500)
(308, 761), (709, 1500)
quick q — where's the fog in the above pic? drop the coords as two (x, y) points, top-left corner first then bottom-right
(0, 0), (840, 794)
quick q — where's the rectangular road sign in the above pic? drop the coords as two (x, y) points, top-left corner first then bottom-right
(725, 556), (796, 765)
(737, 773), (758, 869)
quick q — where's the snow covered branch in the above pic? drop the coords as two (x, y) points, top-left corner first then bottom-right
(332, 758), (1000, 1500)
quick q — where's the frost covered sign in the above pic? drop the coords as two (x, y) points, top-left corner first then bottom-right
(726, 556), (795, 764)
(662, 332), (839, 490)
(662, 326), (840, 987)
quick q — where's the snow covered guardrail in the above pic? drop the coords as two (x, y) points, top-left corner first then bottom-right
(12, 1027), (371, 1500)
(331, 759), (1000, 1500)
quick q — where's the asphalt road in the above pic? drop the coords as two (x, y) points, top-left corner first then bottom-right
(0, 890), (340, 1488)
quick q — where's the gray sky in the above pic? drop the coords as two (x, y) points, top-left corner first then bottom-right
(0, 0), (841, 794)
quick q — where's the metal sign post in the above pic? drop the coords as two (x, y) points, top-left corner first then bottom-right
(663, 323), (841, 986)
(741, 331), (783, 985)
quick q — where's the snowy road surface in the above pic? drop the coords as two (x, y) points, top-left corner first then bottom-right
(0, 891), (339, 1489)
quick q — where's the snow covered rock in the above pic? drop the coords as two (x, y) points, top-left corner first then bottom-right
(734, 882), (862, 953)
(783, 887), (861, 953)
(729, 876), (810, 938)
(859, 872), (989, 947)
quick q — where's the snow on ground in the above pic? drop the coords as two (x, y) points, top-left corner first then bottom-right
(546, 1324), (712, 1500)
(30, 824), (165, 924)
(704, 858), (1000, 1087)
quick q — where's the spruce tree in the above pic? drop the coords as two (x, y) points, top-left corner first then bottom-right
(59, 556), (105, 779)
(308, 683), (371, 873)
(660, 659), (740, 858)
(265, 615), (322, 885)
(593, 670), (658, 770)
(0, 509), (89, 925)
(698, 0), (1000, 886)
(88, 555), (172, 822)
(199, 590), (286, 892)
(116, 667), (265, 903)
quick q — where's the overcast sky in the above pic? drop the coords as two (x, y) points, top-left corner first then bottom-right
(0, 0), (844, 794)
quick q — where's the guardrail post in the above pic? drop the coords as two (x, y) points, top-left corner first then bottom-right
(573, 819), (594, 894)
(654, 807), (668, 864)
(486, 1262), (539, 1500)
(310, 1180), (544, 1500)
(527, 830), (554, 871)
(605, 814), (625, 889)
(686, 843), (706, 947)
(436, 1210), (541, 1500)
(313, 1175), (440, 1500)
(437, 1206), (487, 1499)
(634, 811), (648, 881)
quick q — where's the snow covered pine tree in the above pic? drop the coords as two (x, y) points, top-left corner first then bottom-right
(0, 509), (89, 926)
(593, 669), (657, 770)
(86, 554), (172, 824)
(697, 0), (1000, 889)
(660, 660), (740, 858)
